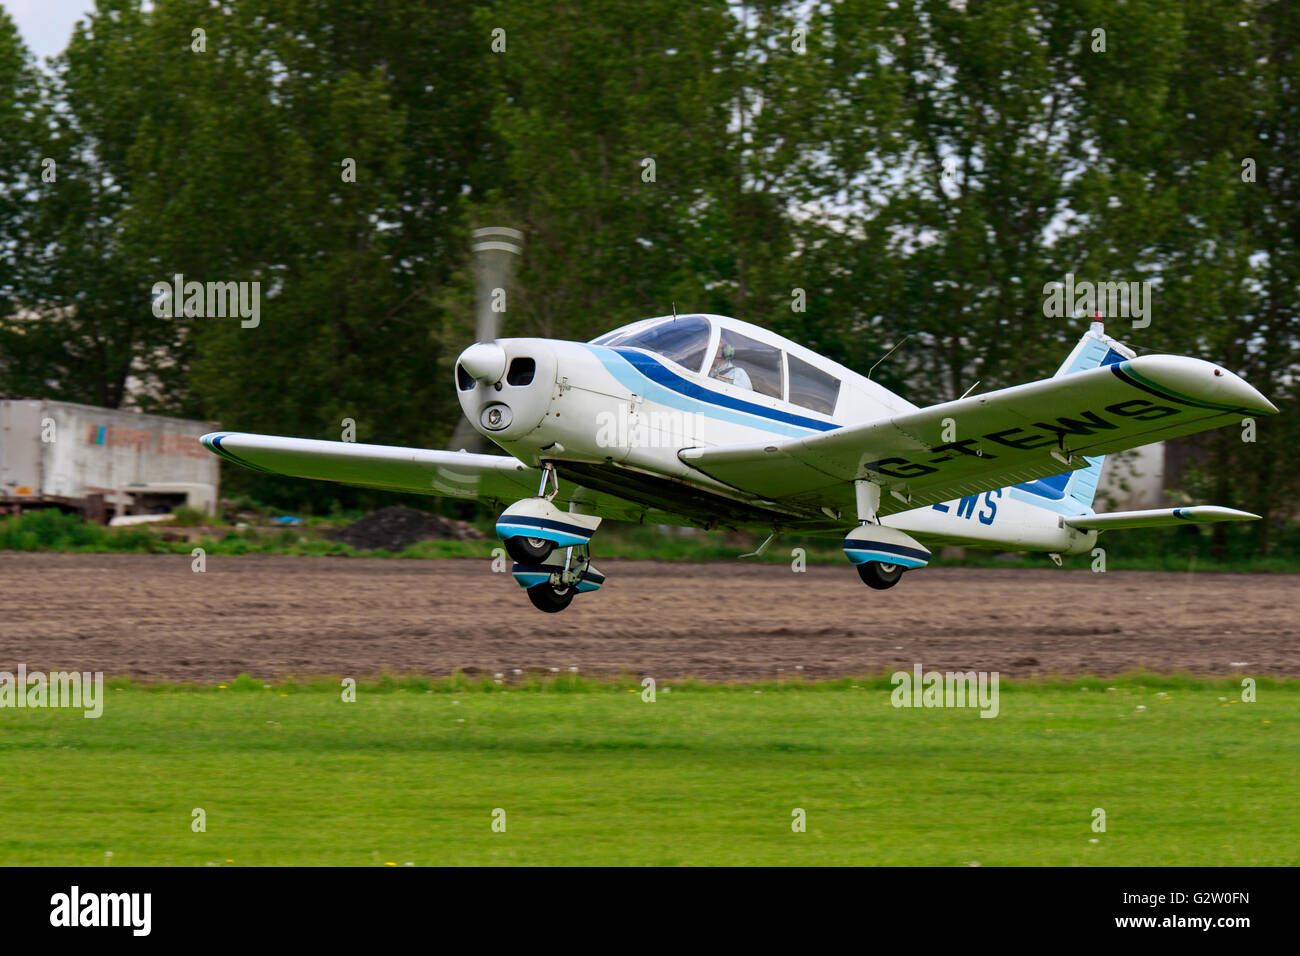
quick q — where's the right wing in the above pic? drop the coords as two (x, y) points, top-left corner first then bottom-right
(200, 431), (651, 521)
(680, 354), (1277, 519)
(202, 431), (540, 500)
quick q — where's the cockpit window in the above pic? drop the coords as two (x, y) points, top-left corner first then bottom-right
(708, 328), (783, 399)
(787, 353), (841, 415)
(591, 315), (712, 374)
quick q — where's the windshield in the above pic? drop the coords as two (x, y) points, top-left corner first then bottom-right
(591, 315), (712, 374)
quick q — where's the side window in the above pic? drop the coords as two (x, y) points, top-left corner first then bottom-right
(708, 329), (783, 399)
(787, 353), (841, 415)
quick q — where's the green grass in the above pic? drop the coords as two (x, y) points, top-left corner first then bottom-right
(5, 508), (1300, 571)
(0, 674), (1293, 865)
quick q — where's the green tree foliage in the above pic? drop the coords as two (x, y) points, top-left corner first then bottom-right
(0, 8), (42, 324)
(1066, 0), (1300, 550)
(3, 2), (177, 407)
(0, 0), (1295, 535)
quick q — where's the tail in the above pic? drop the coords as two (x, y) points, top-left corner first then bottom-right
(1048, 319), (1136, 510)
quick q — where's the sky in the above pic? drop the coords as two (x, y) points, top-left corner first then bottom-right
(3, 0), (96, 62)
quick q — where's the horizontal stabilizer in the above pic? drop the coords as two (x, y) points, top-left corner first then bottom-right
(1064, 506), (1259, 531)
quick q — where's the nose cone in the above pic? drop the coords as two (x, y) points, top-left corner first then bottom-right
(458, 342), (507, 383)
(454, 338), (559, 452)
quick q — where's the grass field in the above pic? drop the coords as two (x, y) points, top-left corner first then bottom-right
(0, 674), (1294, 866)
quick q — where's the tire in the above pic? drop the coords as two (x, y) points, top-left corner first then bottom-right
(857, 561), (904, 590)
(526, 582), (575, 613)
(505, 535), (555, 563)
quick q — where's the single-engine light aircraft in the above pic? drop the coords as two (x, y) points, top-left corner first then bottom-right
(201, 235), (1278, 612)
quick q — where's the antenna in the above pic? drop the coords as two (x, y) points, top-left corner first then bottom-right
(672, 301), (678, 320)
(959, 380), (981, 400)
(867, 334), (912, 381)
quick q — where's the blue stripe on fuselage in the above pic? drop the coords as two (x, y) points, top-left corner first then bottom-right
(583, 345), (838, 437)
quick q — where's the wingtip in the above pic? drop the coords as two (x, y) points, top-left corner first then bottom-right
(1123, 355), (1279, 415)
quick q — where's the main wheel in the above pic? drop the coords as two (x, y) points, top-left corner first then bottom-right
(857, 561), (904, 590)
(526, 582), (575, 613)
(505, 535), (555, 563)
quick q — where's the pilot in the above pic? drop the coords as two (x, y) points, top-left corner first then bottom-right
(710, 335), (753, 390)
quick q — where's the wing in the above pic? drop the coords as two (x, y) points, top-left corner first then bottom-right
(679, 355), (1277, 519)
(202, 431), (541, 499)
(201, 431), (663, 522)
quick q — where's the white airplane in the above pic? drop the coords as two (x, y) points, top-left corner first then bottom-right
(201, 307), (1277, 613)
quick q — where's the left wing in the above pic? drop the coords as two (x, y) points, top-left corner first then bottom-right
(679, 354), (1276, 519)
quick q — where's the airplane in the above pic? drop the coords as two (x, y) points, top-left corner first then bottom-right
(200, 232), (1279, 613)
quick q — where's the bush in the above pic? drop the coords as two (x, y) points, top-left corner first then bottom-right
(170, 505), (210, 527)
(0, 509), (106, 550)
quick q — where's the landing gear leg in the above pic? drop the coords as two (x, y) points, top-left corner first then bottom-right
(855, 479), (881, 525)
(537, 461), (559, 500)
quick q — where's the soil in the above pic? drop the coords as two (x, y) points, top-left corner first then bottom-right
(1, 553), (1296, 682)
(332, 506), (484, 551)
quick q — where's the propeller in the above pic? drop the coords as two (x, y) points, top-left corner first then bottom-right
(449, 226), (524, 452)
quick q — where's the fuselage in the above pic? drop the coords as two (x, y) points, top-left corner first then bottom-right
(455, 313), (1097, 553)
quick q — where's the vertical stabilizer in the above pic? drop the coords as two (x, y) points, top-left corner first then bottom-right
(1051, 319), (1136, 509)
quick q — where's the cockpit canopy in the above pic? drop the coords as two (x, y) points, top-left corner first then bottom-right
(591, 314), (712, 374)
(591, 314), (841, 415)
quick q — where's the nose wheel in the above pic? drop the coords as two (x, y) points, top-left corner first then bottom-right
(504, 535), (555, 563)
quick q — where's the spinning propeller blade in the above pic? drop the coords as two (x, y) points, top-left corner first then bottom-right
(449, 226), (523, 453)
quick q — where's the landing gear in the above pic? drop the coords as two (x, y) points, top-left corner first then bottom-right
(513, 544), (604, 612)
(495, 464), (606, 612)
(526, 580), (575, 613)
(842, 479), (930, 591)
(504, 535), (555, 563)
(857, 561), (904, 590)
